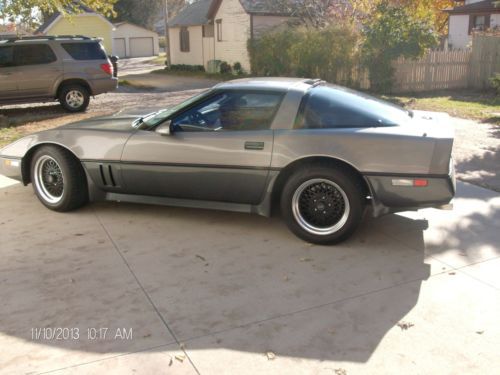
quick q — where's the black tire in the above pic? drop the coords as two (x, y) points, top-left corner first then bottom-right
(58, 84), (90, 112)
(30, 146), (88, 212)
(280, 166), (365, 245)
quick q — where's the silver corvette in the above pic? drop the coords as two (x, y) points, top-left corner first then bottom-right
(0, 78), (455, 244)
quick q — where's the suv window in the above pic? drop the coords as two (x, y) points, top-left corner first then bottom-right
(61, 42), (107, 60)
(13, 44), (56, 66)
(295, 85), (411, 129)
(172, 91), (284, 132)
(0, 46), (14, 67)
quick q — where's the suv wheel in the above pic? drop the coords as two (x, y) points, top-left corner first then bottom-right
(59, 85), (90, 112)
(281, 166), (365, 245)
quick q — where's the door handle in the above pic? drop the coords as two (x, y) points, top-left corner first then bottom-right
(244, 141), (265, 150)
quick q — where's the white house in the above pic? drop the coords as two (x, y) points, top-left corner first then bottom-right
(445, 0), (500, 49)
(113, 22), (160, 58)
(167, 0), (291, 72)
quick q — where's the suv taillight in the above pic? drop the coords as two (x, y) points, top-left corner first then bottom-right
(100, 63), (113, 75)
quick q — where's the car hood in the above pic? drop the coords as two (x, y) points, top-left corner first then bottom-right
(59, 106), (166, 132)
(0, 106), (168, 159)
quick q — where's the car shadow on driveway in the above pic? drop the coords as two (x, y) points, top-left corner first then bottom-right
(0, 181), (437, 373)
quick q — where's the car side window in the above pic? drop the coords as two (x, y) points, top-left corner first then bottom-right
(171, 91), (283, 132)
(296, 90), (378, 129)
(13, 44), (57, 66)
(0, 46), (14, 67)
(295, 85), (408, 129)
(61, 42), (107, 60)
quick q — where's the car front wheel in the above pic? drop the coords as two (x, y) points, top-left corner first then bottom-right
(281, 166), (365, 245)
(31, 146), (88, 212)
(59, 85), (90, 112)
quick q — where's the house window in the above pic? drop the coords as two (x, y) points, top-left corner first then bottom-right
(473, 15), (486, 30)
(180, 27), (190, 52)
(469, 14), (490, 33)
(216, 19), (222, 42)
(203, 22), (214, 38)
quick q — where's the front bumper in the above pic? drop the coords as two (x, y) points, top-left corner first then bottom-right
(0, 156), (23, 182)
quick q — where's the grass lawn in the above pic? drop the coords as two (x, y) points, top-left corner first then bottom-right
(385, 92), (500, 125)
(118, 79), (155, 90)
(0, 126), (22, 149)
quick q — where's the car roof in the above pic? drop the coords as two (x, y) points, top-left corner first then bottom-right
(215, 77), (322, 91)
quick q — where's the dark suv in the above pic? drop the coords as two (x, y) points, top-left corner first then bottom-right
(0, 35), (118, 112)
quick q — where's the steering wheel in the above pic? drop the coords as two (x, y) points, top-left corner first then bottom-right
(188, 111), (207, 126)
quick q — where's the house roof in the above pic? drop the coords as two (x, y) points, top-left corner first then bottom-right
(239, 0), (294, 15)
(168, 0), (212, 27)
(113, 21), (158, 34)
(207, 0), (293, 19)
(168, 0), (293, 28)
(444, 0), (500, 14)
(35, 4), (114, 34)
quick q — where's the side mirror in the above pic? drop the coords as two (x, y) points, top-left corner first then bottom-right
(156, 120), (172, 136)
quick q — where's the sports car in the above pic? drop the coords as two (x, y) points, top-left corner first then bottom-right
(0, 78), (455, 244)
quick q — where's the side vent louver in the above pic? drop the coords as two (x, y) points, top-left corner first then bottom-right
(99, 164), (117, 187)
(99, 165), (107, 186)
(108, 165), (116, 186)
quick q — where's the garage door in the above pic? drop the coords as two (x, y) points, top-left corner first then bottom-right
(113, 38), (126, 58)
(129, 37), (154, 57)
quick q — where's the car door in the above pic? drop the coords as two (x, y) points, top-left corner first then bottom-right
(120, 90), (285, 205)
(13, 43), (62, 98)
(0, 45), (18, 99)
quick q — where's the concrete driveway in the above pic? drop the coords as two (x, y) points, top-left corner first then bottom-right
(0, 176), (499, 374)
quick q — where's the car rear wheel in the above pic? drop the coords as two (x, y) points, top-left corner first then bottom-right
(281, 167), (365, 245)
(31, 146), (88, 212)
(59, 85), (90, 112)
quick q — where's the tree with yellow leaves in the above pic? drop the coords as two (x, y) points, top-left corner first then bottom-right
(345, 0), (454, 34)
(1, 0), (116, 28)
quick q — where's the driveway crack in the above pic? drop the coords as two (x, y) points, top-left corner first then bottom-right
(93, 208), (201, 375)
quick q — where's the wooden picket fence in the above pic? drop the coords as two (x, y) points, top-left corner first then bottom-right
(391, 50), (471, 93)
(468, 35), (500, 89)
(341, 35), (500, 93)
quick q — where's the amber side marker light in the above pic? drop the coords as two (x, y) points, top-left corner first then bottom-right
(3, 159), (20, 167)
(392, 178), (429, 187)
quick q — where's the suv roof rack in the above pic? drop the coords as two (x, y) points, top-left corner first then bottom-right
(0, 35), (94, 43)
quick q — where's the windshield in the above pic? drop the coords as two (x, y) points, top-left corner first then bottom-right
(136, 89), (212, 128)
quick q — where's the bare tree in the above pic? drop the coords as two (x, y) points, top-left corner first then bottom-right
(273, 0), (356, 28)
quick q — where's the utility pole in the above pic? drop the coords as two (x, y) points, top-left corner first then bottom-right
(164, 0), (171, 66)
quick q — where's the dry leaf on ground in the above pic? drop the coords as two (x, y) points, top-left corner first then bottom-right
(266, 351), (276, 360)
(397, 321), (415, 330)
(175, 354), (185, 363)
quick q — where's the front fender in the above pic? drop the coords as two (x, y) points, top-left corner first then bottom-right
(0, 134), (38, 159)
(1, 127), (131, 186)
